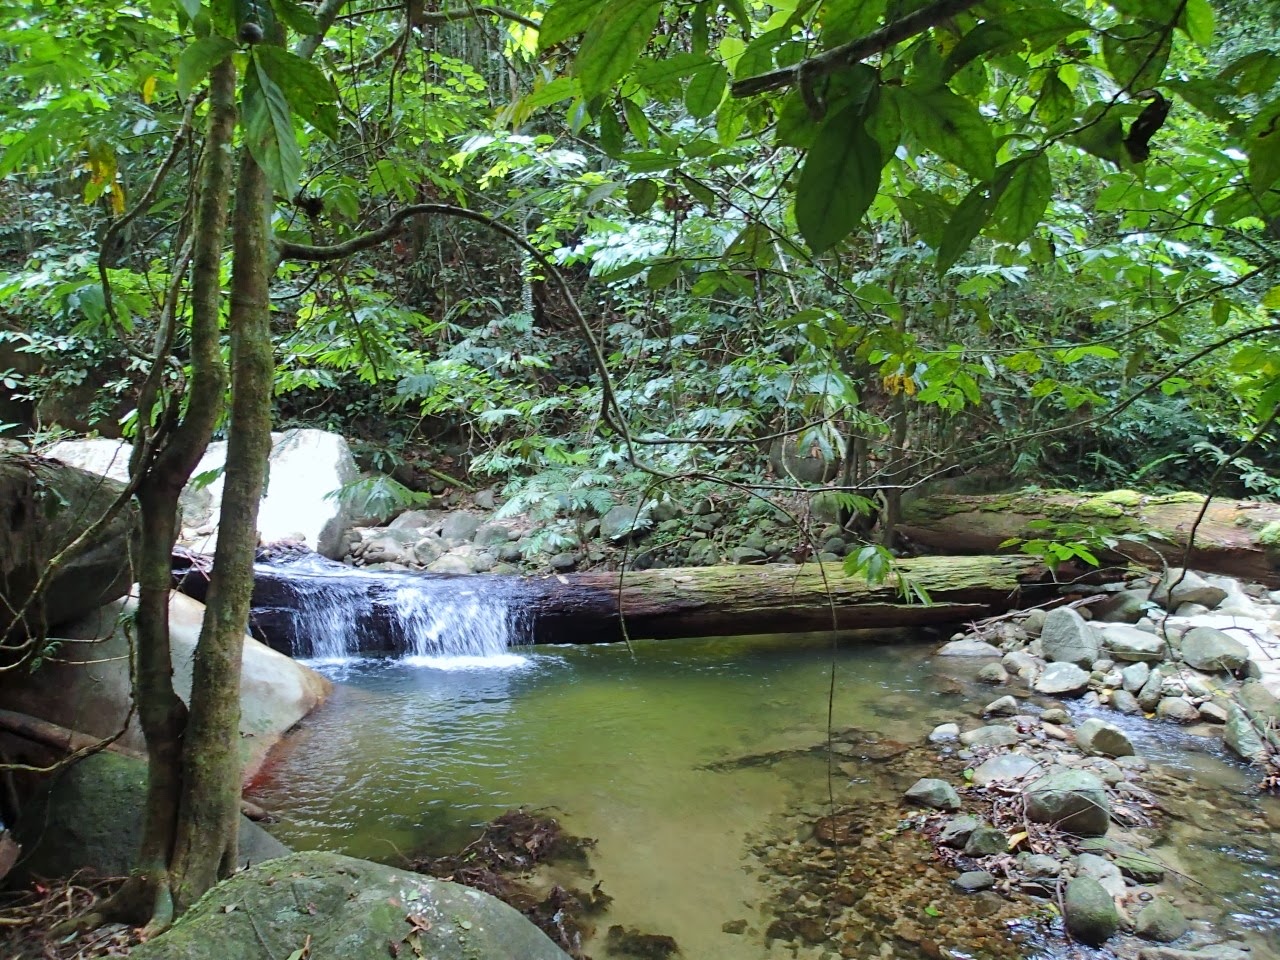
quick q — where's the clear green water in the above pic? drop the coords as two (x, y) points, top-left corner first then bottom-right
(248, 634), (1280, 960)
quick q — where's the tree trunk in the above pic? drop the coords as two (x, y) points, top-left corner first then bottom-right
(900, 490), (1280, 586)
(518, 555), (1079, 641)
(168, 148), (273, 909)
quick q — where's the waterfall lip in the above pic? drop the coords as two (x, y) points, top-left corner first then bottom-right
(255, 552), (531, 660)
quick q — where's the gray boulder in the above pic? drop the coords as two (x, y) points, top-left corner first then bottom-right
(1122, 661), (1151, 693)
(953, 870), (994, 892)
(12, 752), (287, 883)
(1109, 690), (1142, 715)
(428, 554), (477, 575)
(1156, 697), (1200, 724)
(1179, 626), (1249, 673)
(964, 826), (1009, 857)
(600, 503), (651, 542)
(1101, 624), (1166, 662)
(959, 724), (1019, 748)
(1035, 661), (1091, 696)
(937, 638), (1002, 657)
(769, 437), (839, 484)
(1150, 568), (1227, 610)
(904, 778), (961, 811)
(938, 814), (980, 847)
(0, 592), (330, 784)
(1224, 706), (1267, 762)
(440, 510), (484, 541)
(1041, 608), (1102, 668)
(130, 851), (570, 960)
(1093, 589), (1152, 624)
(1021, 608), (1047, 636)
(474, 523), (512, 547)
(1137, 667), (1165, 711)
(0, 454), (139, 630)
(971, 753), (1039, 786)
(1064, 876), (1119, 945)
(1076, 718), (1135, 758)
(1024, 770), (1111, 836)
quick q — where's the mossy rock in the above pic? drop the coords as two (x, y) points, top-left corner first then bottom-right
(130, 851), (571, 960)
(10, 752), (287, 884)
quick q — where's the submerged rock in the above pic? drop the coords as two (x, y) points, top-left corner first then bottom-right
(1064, 876), (1119, 945)
(1134, 898), (1189, 943)
(130, 851), (571, 960)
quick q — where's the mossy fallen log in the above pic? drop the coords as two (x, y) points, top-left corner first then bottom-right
(205, 552), (1091, 651)
(519, 555), (1069, 642)
(901, 489), (1280, 587)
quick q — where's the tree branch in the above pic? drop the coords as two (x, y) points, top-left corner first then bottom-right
(729, 0), (983, 99)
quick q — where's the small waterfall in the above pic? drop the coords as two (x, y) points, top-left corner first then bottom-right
(249, 552), (530, 665)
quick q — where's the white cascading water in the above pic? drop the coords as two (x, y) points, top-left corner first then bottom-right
(262, 554), (529, 668)
(391, 583), (530, 669)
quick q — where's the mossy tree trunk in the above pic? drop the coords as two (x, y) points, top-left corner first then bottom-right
(117, 56), (235, 931)
(166, 148), (274, 908)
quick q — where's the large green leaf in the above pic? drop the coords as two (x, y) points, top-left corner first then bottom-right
(898, 85), (995, 181)
(244, 53), (302, 194)
(685, 62), (728, 119)
(272, 0), (320, 34)
(176, 35), (236, 99)
(937, 177), (1005, 274)
(989, 153), (1051, 243)
(254, 45), (338, 139)
(794, 106), (882, 254)
(573, 0), (662, 98)
(1102, 21), (1171, 91)
(539, 0), (608, 51)
(1249, 98), (1280, 191)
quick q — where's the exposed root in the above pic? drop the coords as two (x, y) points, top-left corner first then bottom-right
(0, 874), (142, 960)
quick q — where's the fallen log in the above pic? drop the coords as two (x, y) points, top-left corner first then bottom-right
(901, 489), (1280, 587)
(179, 552), (1111, 652)
(517, 554), (1071, 642)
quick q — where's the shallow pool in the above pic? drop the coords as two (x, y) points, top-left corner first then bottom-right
(248, 635), (1280, 960)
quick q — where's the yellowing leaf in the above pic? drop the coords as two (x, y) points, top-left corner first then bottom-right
(1007, 831), (1028, 850)
(142, 75), (157, 105)
(110, 183), (126, 216)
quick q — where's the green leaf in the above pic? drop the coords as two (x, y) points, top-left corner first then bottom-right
(254, 45), (338, 139)
(622, 97), (650, 146)
(819, 0), (885, 48)
(538, 0), (608, 50)
(272, 0), (319, 34)
(626, 177), (658, 214)
(647, 258), (684, 289)
(244, 52), (302, 194)
(176, 36), (236, 100)
(1035, 71), (1075, 124)
(1178, 0), (1213, 46)
(989, 153), (1051, 244)
(686, 62), (728, 119)
(937, 178), (1003, 274)
(176, 0), (202, 20)
(794, 106), (882, 253)
(1220, 50), (1280, 97)
(598, 107), (625, 156)
(1102, 21), (1171, 92)
(572, 0), (662, 98)
(1249, 99), (1280, 191)
(636, 52), (714, 88)
(1070, 103), (1127, 166)
(899, 85), (995, 181)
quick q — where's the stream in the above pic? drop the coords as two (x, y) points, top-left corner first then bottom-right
(247, 632), (1280, 960)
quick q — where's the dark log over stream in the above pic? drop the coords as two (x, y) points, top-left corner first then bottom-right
(901, 489), (1280, 587)
(176, 551), (1095, 653)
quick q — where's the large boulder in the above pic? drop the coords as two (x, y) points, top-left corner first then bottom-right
(0, 592), (331, 784)
(1150, 568), (1227, 610)
(1040, 608), (1101, 668)
(1178, 626), (1249, 673)
(1024, 770), (1111, 836)
(130, 851), (571, 960)
(0, 454), (139, 630)
(52, 429), (359, 559)
(1099, 624), (1166, 663)
(10, 752), (287, 882)
(1064, 876), (1119, 945)
(768, 437), (839, 484)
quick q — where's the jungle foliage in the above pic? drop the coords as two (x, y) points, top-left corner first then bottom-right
(2, 0), (1280, 923)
